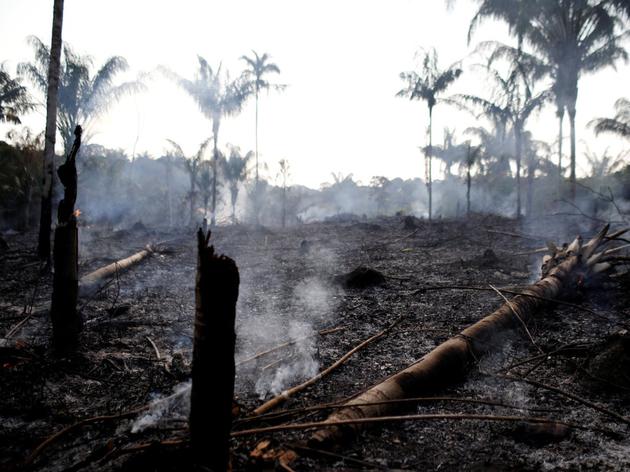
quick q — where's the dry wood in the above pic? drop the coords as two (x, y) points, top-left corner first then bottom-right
(24, 404), (149, 465)
(234, 413), (605, 438)
(236, 326), (345, 367)
(237, 395), (561, 426)
(252, 316), (402, 416)
(78, 246), (155, 296)
(190, 229), (239, 471)
(309, 225), (624, 448)
(501, 374), (630, 426)
(24, 388), (190, 465)
(412, 284), (607, 319)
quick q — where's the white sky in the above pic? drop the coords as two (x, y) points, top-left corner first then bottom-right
(1, 0), (628, 188)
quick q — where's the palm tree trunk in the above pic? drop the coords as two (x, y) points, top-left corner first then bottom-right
(557, 107), (564, 187)
(427, 105), (433, 221)
(166, 157), (173, 227)
(569, 106), (577, 200)
(211, 129), (219, 226)
(515, 126), (522, 219)
(189, 174), (196, 226)
(37, 0), (64, 263)
(255, 88), (259, 184)
(526, 165), (534, 217)
(282, 185), (287, 228)
(466, 165), (471, 217)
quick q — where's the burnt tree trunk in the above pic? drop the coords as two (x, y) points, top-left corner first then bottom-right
(190, 229), (239, 470)
(50, 125), (82, 351)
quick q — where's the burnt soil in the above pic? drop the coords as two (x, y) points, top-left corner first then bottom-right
(1, 214), (630, 471)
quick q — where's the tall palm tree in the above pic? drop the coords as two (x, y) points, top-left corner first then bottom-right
(589, 97), (630, 139)
(240, 51), (283, 184)
(452, 64), (550, 217)
(222, 146), (252, 224)
(19, 37), (143, 155)
(473, 0), (629, 197)
(36, 0), (64, 263)
(0, 65), (33, 124)
(163, 57), (249, 225)
(397, 48), (462, 220)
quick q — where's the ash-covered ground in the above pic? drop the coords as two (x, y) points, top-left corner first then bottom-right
(1, 214), (630, 471)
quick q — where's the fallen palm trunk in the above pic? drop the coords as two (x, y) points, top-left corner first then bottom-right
(78, 246), (155, 296)
(50, 126), (82, 351)
(190, 229), (239, 471)
(308, 225), (624, 448)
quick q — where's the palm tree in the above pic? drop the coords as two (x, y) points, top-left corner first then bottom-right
(452, 64), (550, 217)
(19, 36), (143, 155)
(163, 57), (249, 225)
(429, 128), (468, 179)
(397, 48), (462, 220)
(474, 0), (629, 197)
(240, 51), (283, 184)
(222, 146), (252, 224)
(590, 98), (630, 139)
(167, 138), (212, 225)
(0, 65), (33, 124)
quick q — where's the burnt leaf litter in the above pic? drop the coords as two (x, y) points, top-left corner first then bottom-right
(1, 214), (630, 471)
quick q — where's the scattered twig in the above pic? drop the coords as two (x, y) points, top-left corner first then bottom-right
(486, 229), (543, 241)
(251, 316), (403, 416)
(368, 229), (420, 249)
(24, 405), (149, 465)
(489, 284), (543, 354)
(24, 388), (189, 465)
(291, 444), (387, 469)
(411, 285), (608, 319)
(146, 336), (161, 360)
(4, 261), (45, 339)
(237, 395), (561, 426)
(231, 413), (610, 438)
(500, 373), (630, 426)
(236, 326), (345, 367)
(502, 342), (591, 372)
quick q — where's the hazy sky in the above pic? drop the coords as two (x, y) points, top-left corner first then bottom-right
(1, 0), (628, 188)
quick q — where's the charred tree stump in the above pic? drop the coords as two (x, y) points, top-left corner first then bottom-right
(50, 125), (82, 351)
(190, 229), (239, 471)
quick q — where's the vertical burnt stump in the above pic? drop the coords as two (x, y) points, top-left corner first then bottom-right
(51, 125), (82, 352)
(191, 229), (239, 471)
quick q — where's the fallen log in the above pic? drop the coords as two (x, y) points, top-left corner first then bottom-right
(78, 246), (155, 296)
(308, 225), (625, 448)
